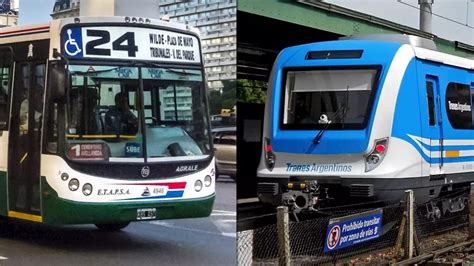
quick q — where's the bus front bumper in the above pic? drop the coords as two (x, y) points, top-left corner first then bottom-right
(41, 178), (215, 225)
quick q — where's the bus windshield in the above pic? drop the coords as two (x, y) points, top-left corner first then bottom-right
(281, 68), (379, 130)
(65, 64), (211, 162)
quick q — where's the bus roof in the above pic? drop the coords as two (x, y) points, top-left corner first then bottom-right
(57, 16), (200, 36)
(0, 15), (200, 42)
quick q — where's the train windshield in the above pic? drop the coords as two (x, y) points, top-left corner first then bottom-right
(65, 64), (211, 162)
(282, 68), (379, 130)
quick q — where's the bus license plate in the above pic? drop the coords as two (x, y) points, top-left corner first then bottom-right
(137, 208), (156, 220)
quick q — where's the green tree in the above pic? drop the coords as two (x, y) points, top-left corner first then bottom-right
(208, 90), (222, 115)
(207, 80), (237, 115)
(237, 79), (267, 104)
(221, 80), (237, 109)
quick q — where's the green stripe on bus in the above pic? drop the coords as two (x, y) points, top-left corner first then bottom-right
(0, 171), (6, 216)
(40, 176), (215, 225)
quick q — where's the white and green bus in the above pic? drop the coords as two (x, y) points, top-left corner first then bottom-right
(0, 16), (215, 230)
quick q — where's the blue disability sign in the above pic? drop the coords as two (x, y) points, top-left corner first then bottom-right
(63, 27), (84, 58)
(324, 208), (383, 252)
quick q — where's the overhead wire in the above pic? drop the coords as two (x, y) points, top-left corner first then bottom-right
(397, 0), (474, 29)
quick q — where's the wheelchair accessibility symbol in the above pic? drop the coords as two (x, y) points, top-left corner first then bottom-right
(64, 29), (82, 57)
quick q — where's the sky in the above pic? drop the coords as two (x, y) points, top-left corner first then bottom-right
(16, 0), (474, 45)
(18, 0), (55, 25)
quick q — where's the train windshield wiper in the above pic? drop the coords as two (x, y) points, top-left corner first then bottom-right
(313, 104), (346, 144)
(313, 87), (350, 145)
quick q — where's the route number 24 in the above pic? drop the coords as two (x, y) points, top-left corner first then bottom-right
(86, 30), (138, 57)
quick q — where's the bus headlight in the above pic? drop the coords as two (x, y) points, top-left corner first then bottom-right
(61, 173), (69, 181)
(194, 180), (203, 192)
(82, 183), (93, 196)
(204, 175), (212, 187)
(69, 178), (80, 191)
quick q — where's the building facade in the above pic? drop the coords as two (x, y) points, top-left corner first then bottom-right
(0, 0), (18, 27)
(51, 0), (80, 19)
(159, 0), (236, 90)
(159, 86), (193, 121)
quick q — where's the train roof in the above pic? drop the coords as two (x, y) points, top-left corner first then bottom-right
(343, 34), (474, 70)
(413, 46), (474, 71)
(280, 37), (474, 71)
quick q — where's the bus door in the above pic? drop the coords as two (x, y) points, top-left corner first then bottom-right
(425, 76), (444, 177)
(8, 62), (45, 216)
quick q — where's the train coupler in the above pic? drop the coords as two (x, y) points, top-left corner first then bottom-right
(281, 180), (328, 212)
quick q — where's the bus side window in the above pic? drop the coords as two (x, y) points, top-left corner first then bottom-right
(0, 48), (12, 131)
(45, 102), (58, 153)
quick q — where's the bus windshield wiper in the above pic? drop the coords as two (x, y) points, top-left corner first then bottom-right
(313, 86), (350, 145)
(71, 66), (122, 75)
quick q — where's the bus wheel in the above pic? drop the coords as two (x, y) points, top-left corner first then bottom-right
(95, 222), (130, 231)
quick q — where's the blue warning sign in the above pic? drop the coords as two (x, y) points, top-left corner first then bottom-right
(324, 208), (383, 252)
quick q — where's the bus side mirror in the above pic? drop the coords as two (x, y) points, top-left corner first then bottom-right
(49, 62), (67, 100)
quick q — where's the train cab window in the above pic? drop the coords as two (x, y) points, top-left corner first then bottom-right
(425, 81), (436, 126)
(446, 82), (472, 129)
(281, 67), (379, 130)
(0, 49), (12, 130)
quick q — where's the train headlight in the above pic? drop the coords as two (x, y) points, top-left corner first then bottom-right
(264, 138), (276, 171)
(365, 138), (389, 172)
(82, 183), (93, 196)
(68, 178), (80, 191)
(367, 154), (380, 164)
(204, 175), (212, 187)
(194, 180), (203, 192)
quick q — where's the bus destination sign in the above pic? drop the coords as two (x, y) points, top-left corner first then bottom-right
(62, 26), (201, 64)
(67, 143), (109, 161)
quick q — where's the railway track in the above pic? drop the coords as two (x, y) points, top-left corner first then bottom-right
(238, 196), (472, 265)
(237, 198), (276, 231)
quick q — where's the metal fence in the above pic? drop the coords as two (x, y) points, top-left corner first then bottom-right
(238, 189), (470, 265)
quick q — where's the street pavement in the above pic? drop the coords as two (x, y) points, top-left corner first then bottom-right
(0, 178), (236, 265)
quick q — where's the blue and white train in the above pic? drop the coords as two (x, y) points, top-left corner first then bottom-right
(257, 35), (474, 219)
